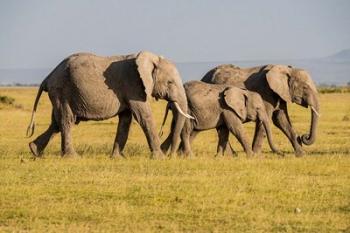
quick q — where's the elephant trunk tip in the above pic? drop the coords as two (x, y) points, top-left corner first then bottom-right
(301, 134), (315, 145)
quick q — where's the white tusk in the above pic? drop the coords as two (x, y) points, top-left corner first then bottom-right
(311, 106), (320, 117)
(173, 102), (195, 120)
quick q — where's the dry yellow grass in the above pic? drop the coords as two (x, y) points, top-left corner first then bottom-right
(0, 87), (349, 232)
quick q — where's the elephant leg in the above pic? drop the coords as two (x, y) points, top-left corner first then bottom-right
(111, 110), (132, 158)
(216, 126), (236, 157)
(188, 130), (199, 144)
(57, 102), (76, 157)
(29, 111), (59, 157)
(225, 118), (253, 157)
(252, 121), (266, 154)
(177, 130), (198, 154)
(129, 101), (164, 159)
(272, 107), (304, 156)
(180, 122), (193, 157)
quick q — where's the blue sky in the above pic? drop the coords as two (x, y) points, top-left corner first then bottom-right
(1, 0), (349, 68)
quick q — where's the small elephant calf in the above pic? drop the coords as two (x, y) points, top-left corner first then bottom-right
(161, 81), (282, 156)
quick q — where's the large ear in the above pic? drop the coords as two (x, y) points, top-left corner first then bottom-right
(135, 51), (160, 98)
(266, 65), (292, 103)
(223, 87), (247, 120)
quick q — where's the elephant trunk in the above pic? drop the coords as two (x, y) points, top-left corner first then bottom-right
(169, 97), (189, 155)
(159, 86), (194, 155)
(301, 102), (319, 146)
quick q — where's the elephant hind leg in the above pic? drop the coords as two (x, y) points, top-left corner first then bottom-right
(29, 111), (59, 157)
(216, 126), (237, 157)
(224, 117), (253, 157)
(55, 101), (77, 157)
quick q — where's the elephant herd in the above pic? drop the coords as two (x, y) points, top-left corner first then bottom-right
(26, 51), (319, 158)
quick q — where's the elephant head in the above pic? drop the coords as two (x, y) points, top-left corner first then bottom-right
(266, 65), (320, 146)
(223, 87), (281, 154)
(136, 51), (191, 152)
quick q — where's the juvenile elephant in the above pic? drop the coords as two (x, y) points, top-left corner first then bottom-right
(26, 51), (193, 158)
(161, 81), (282, 156)
(201, 64), (320, 156)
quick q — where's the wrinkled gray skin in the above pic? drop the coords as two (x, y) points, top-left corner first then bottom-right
(201, 64), (320, 156)
(27, 51), (189, 158)
(161, 81), (282, 156)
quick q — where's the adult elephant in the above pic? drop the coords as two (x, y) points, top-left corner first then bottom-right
(27, 51), (192, 158)
(201, 64), (320, 156)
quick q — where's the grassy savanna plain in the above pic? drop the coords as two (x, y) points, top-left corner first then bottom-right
(0, 87), (349, 232)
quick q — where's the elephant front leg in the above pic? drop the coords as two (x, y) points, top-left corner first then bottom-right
(180, 127), (193, 158)
(111, 110), (132, 158)
(130, 101), (164, 159)
(252, 121), (265, 154)
(272, 109), (304, 157)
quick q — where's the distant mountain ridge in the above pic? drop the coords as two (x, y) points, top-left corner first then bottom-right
(1, 49), (350, 85)
(325, 49), (350, 61)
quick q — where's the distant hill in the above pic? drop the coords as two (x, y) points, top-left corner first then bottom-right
(325, 49), (350, 61)
(1, 50), (350, 86)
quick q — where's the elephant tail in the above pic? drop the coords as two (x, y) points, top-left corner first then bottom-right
(26, 58), (67, 137)
(26, 82), (46, 137)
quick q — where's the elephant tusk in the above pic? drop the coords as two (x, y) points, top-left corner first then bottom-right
(173, 102), (195, 120)
(311, 106), (320, 117)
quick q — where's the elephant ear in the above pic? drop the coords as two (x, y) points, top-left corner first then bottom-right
(266, 65), (292, 103)
(224, 87), (247, 120)
(135, 51), (160, 98)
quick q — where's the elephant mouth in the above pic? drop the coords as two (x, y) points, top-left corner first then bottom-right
(153, 92), (169, 101)
(301, 99), (309, 108)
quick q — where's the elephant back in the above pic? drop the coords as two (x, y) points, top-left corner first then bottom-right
(201, 64), (246, 87)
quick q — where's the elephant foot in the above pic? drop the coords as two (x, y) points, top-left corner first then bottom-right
(110, 150), (126, 159)
(246, 150), (254, 158)
(168, 152), (178, 159)
(295, 149), (304, 158)
(62, 149), (79, 159)
(252, 147), (262, 155)
(185, 152), (194, 159)
(274, 150), (285, 157)
(110, 153), (126, 160)
(227, 150), (238, 157)
(151, 151), (166, 160)
(29, 142), (43, 157)
(224, 143), (238, 157)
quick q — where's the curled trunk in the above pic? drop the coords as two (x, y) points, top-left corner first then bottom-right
(301, 101), (319, 146)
